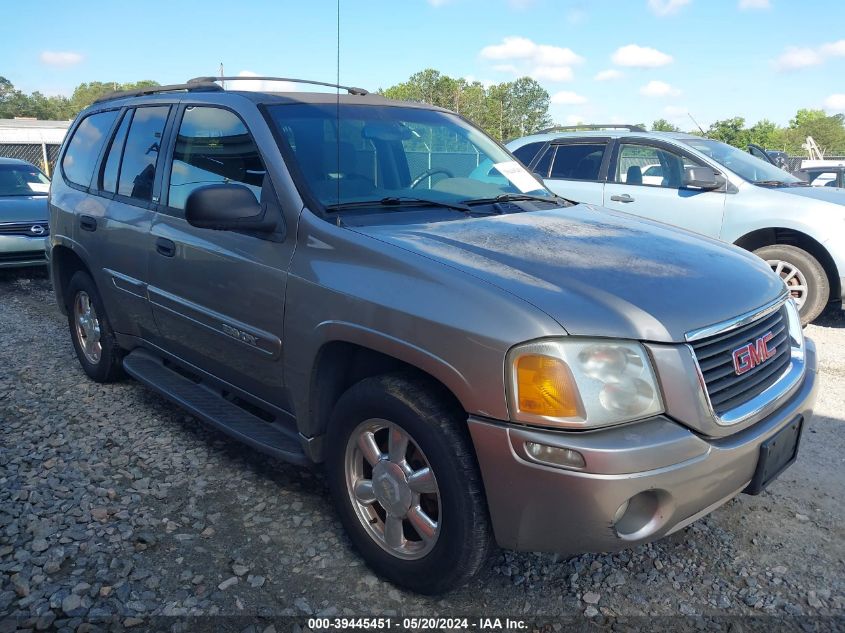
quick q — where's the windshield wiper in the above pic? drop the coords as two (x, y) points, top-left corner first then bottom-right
(754, 180), (807, 187)
(461, 193), (568, 206)
(325, 196), (472, 214)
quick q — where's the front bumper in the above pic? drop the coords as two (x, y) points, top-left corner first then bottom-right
(469, 338), (818, 554)
(0, 235), (47, 268)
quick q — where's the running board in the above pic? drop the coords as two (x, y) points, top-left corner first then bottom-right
(123, 350), (309, 466)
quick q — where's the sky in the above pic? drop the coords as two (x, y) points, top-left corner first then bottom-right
(2, 0), (844, 129)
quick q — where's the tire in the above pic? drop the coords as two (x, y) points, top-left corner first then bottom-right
(325, 373), (492, 594)
(66, 271), (124, 382)
(753, 244), (829, 325)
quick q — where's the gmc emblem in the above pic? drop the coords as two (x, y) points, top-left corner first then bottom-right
(732, 332), (776, 375)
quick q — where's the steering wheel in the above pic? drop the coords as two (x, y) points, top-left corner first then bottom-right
(410, 168), (454, 189)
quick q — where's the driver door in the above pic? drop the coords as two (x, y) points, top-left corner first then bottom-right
(603, 140), (726, 238)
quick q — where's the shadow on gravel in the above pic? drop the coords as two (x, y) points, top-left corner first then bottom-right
(0, 265), (49, 284)
(812, 303), (845, 329)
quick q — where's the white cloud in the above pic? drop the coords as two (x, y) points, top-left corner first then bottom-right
(463, 75), (494, 88)
(774, 46), (824, 70)
(39, 51), (83, 67)
(640, 80), (681, 97)
(774, 39), (845, 70)
(228, 71), (298, 92)
(480, 36), (583, 82)
(594, 69), (623, 81)
(551, 91), (588, 105)
(823, 94), (845, 112)
(647, 0), (691, 16)
(662, 105), (690, 125)
(820, 40), (845, 56)
(481, 37), (583, 66)
(738, 0), (769, 8)
(532, 66), (574, 82)
(612, 44), (673, 68)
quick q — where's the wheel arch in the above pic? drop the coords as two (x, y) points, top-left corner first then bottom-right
(50, 244), (93, 316)
(304, 339), (469, 463)
(733, 227), (841, 303)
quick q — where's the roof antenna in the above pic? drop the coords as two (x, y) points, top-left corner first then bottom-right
(336, 0), (341, 208)
(688, 112), (706, 136)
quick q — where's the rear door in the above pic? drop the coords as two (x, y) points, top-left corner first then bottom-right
(88, 104), (174, 340)
(603, 139), (726, 238)
(147, 103), (292, 408)
(538, 139), (609, 205)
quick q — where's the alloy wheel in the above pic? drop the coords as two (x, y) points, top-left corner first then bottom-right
(73, 291), (102, 364)
(767, 259), (808, 310)
(344, 418), (441, 560)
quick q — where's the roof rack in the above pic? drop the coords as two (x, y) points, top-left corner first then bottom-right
(538, 124), (647, 133)
(188, 76), (369, 96)
(93, 81), (223, 104)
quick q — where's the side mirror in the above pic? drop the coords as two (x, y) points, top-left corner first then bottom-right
(185, 184), (275, 232)
(682, 166), (722, 190)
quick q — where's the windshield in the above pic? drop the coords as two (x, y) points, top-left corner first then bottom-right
(266, 103), (551, 215)
(682, 138), (800, 185)
(0, 163), (50, 196)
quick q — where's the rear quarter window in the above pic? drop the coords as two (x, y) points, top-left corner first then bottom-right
(61, 110), (120, 188)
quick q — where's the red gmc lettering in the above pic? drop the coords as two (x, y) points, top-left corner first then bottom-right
(732, 332), (776, 375)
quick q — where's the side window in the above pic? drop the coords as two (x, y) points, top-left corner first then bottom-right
(168, 106), (266, 211)
(61, 110), (120, 188)
(511, 142), (545, 168)
(616, 143), (703, 189)
(118, 106), (169, 202)
(549, 143), (607, 181)
(99, 110), (132, 193)
(533, 146), (554, 177)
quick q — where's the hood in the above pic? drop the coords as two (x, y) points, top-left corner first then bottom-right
(774, 185), (845, 205)
(0, 195), (49, 223)
(353, 205), (785, 343)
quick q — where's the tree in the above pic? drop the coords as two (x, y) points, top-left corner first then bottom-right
(706, 117), (750, 148)
(651, 118), (680, 132)
(784, 109), (845, 155)
(381, 69), (552, 141)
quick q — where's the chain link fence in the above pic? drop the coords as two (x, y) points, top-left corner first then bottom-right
(0, 143), (62, 177)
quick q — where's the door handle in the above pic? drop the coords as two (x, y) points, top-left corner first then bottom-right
(155, 237), (176, 257)
(79, 215), (97, 232)
(610, 194), (635, 203)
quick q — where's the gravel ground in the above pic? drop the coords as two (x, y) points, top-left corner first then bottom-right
(1, 266), (844, 631)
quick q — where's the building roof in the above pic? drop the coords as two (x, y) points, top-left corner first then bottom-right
(0, 119), (71, 144)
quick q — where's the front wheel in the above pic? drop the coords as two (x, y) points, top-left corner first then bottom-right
(753, 245), (829, 325)
(325, 373), (491, 594)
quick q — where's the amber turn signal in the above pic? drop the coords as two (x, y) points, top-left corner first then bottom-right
(515, 354), (581, 418)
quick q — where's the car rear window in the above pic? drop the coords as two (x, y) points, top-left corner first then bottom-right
(61, 110), (120, 188)
(549, 143), (606, 181)
(117, 106), (169, 201)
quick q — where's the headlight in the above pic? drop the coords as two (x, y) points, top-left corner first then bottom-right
(506, 338), (664, 429)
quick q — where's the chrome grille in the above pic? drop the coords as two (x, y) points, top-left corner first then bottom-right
(0, 222), (50, 237)
(690, 305), (791, 415)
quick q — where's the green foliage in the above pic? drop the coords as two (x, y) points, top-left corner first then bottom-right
(0, 77), (160, 120)
(381, 69), (551, 141)
(651, 119), (680, 132)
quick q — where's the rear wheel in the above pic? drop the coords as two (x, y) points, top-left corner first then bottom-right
(326, 373), (491, 594)
(67, 271), (124, 382)
(754, 244), (829, 325)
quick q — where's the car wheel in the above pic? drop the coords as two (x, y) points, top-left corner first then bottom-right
(66, 271), (124, 382)
(326, 373), (491, 594)
(754, 244), (829, 325)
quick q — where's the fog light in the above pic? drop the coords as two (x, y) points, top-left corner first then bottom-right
(525, 441), (586, 469)
(613, 499), (630, 525)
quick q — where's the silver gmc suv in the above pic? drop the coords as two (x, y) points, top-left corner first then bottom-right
(47, 77), (818, 594)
